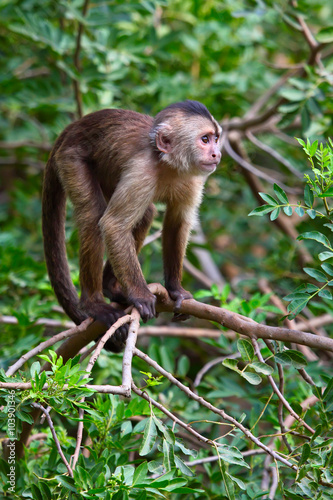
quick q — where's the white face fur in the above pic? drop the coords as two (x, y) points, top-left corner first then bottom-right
(154, 114), (222, 175)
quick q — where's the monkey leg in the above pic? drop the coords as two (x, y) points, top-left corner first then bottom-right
(102, 204), (156, 305)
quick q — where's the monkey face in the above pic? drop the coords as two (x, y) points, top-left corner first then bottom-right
(194, 129), (222, 174)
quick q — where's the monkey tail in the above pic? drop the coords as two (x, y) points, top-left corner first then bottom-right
(42, 155), (87, 325)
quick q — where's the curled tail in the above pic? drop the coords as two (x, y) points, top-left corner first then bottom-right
(42, 154), (86, 325)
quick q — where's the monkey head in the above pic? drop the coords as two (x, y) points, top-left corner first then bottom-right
(151, 100), (222, 175)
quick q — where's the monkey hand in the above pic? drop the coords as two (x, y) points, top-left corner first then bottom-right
(81, 301), (129, 352)
(166, 286), (192, 321)
(132, 292), (157, 322)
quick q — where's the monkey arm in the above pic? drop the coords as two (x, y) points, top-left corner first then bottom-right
(99, 176), (156, 321)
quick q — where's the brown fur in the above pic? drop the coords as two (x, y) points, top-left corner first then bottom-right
(42, 101), (222, 351)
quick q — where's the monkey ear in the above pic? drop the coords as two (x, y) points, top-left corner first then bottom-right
(156, 126), (172, 154)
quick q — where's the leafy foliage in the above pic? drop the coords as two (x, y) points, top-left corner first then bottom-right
(250, 139), (333, 317)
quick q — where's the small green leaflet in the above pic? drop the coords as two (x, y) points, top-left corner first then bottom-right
(304, 184), (314, 207)
(241, 372), (262, 385)
(321, 262), (333, 276)
(248, 205), (275, 216)
(303, 267), (328, 282)
(297, 231), (332, 249)
(274, 350), (307, 369)
(319, 251), (333, 261)
(283, 205), (293, 216)
(270, 207), (280, 220)
(274, 183), (288, 203)
(250, 362), (274, 375)
(259, 192), (278, 205)
(237, 339), (254, 362)
(139, 417), (157, 456)
(306, 209), (316, 219)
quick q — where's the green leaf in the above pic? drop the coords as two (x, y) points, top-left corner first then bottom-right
(133, 461), (148, 486)
(237, 339), (254, 362)
(56, 476), (77, 493)
(279, 88), (305, 101)
(304, 185), (314, 208)
(259, 192), (278, 205)
(296, 137), (306, 148)
(283, 205), (292, 216)
(218, 445), (250, 468)
(319, 251), (333, 261)
(222, 359), (239, 372)
(309, 140), (318, 157)
(30, 361), (41, 378)
(318, 289), (332, 300)
(274, 350), (307, 369)
(248, 205), (275, 216)
(270, 207), (280, 220)
(177, 355), (190, 377)
(318, 186), (333, 197)
(324, 223), (333, 232)
(284, 292), (309, 302)
(321, 262), (333, 276)
(241, 371), (262, 385)
(250, 362), (274, 375)
(306, 209), (316, 219)
(295, 206), (305, 217)
(287, 299), (308, 317)
(162, 440), (173, 472)
(306, 284), (319, 293)
(174, 456), (195, 477)
(303, 267), (328, 282)
(317, 26), (333, 43)
(139, 417), (157, 456)
(273, 184), (288, 203)
(297, 231), (331, 249)
(16, 409), (34, 424)
(298, 443), (311, 466)
(226, 472), (246, 490)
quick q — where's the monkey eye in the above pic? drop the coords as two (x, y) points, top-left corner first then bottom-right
(215, 136), (219, 143)
(201, 135), (209, 144)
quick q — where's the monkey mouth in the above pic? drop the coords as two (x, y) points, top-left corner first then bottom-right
(200, 163), (218, 173)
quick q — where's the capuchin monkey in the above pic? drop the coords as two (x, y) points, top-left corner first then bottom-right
(42, 100), (222, 352)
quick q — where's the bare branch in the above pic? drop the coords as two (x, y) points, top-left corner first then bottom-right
(251, 338), (314, 434)
(149, 284), (333, 352)
(224, 134), (297, 193)
(31, 403), (73, 477)
(122, 310), (140, 392)
(246, 131), (303, 179)
(6, 318), (93, 377)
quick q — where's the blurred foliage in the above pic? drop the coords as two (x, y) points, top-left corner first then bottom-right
(1, 0), (333, 498)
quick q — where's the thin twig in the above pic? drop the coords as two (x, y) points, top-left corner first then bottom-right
(131, 382), (219, 448)
(251, 338), (314, 434)
(224, 135), (293, 189)
(6, 318), (93, 377)
(277, 363), (292, 453)
(246, 131), (303, 178)
(71, 314), (132, 469)
(31, 402), (73, 477)
(134, 347), (296, 469)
